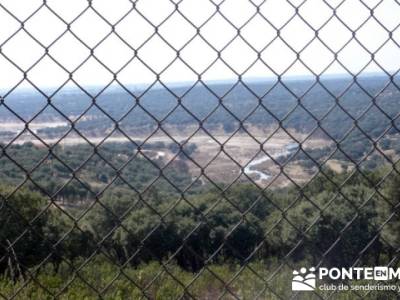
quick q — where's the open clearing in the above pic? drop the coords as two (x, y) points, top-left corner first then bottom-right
(0, 123), (331, 187)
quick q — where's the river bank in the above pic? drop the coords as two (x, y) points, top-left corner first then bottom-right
(243, 143), (299, 184)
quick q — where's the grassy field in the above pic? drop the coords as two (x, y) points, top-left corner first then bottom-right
(1, 260), (395, 300)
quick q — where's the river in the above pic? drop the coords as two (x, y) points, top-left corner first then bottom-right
(244, 143), (298, 182)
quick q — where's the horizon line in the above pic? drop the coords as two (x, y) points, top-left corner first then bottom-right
(0, 71), (396, 95)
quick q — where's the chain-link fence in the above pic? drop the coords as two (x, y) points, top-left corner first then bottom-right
(0, 0), (400, 299)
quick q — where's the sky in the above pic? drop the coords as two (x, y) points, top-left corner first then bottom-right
(0, 0), (399, 91)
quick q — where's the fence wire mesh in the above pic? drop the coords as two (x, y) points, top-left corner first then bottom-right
(0, 0), (400, 299)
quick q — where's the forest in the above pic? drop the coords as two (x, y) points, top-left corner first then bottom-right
(1, 75), (400, 298)
(0, 141), (400, 298)
(2, 76), (400, 140)
(0, 142), (198, 201)
(2, 75), (400, 167)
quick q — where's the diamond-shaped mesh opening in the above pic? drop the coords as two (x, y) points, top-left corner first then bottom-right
(1, 0), (400, 298)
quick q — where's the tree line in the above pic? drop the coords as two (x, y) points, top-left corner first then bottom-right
(1, 167), (399, 279)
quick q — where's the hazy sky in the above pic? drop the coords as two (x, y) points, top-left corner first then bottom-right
(0, 0), (399, 90)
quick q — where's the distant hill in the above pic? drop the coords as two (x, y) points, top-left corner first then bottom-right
(1, 76), (399, 135)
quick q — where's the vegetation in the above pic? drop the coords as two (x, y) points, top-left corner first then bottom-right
(1, 76), (400, 298)
(0, 150), (399, 298)
(0, 142), (195, 201)
(3, 76), (400, 164)
(4, 77), (400, 138)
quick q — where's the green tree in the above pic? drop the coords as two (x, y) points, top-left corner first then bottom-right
(0, 186), (48, 278)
